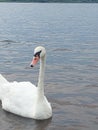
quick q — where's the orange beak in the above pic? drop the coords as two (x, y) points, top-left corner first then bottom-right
(30, 56), (40, 67)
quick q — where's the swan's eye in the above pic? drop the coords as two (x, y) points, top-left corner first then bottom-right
(34, 50), (42, 57)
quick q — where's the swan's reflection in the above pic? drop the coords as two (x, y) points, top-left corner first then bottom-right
(1, 110), (52, 130)
(34, 118), (52, 130)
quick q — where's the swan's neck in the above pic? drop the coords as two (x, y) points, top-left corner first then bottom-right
(37, 56), (46, 96)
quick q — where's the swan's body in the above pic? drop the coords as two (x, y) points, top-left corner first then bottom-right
(0, 46), (52, 120)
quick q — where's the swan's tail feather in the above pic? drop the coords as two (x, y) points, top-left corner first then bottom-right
(0, 74), (8, 84)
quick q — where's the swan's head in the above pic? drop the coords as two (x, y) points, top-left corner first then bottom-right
(30, 46), (46, 67)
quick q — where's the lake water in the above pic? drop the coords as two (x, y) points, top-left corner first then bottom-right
(0, 3), (98, 130)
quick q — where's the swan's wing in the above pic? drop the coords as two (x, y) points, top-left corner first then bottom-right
(0, 74), (8, 84)
(2, 81), (37, 118)
(0, 74), (9, 100)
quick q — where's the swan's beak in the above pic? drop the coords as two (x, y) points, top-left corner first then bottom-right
(30, 56), (40, 67)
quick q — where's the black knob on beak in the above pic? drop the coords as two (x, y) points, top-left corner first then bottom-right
(30, 64), (34, 67)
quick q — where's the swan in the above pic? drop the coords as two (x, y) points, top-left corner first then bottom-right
(0, 46), (52, 120)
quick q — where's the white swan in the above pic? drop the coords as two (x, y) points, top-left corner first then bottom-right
(0, 46), (52, 120)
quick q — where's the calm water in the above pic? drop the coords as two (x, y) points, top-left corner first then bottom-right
(0, 3), (98, 130)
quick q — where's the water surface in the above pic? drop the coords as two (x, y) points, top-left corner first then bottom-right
(0, 3), (98, 130)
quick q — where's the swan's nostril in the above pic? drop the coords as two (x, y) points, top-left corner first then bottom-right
(30, 64), (34, 67)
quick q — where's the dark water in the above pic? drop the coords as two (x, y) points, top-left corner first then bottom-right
(0, 3), (98, 130)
